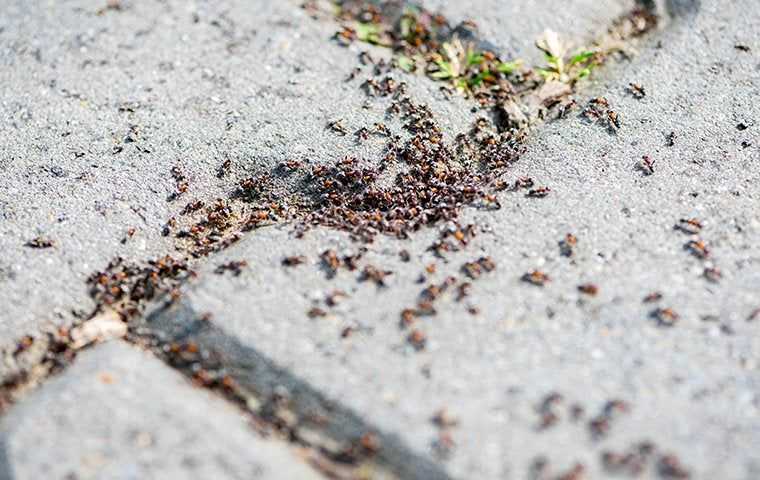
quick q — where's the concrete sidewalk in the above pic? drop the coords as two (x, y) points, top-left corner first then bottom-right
(1, 0), (759, 478)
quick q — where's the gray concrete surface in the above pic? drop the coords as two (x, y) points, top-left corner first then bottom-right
(0, 0), (652, 349)
(0, 341), (321, 480)
(146, 0), (760, 478)
(0, 0), (477, 349)
(1, 0), (759, 479)
(421, 0), (639, 64)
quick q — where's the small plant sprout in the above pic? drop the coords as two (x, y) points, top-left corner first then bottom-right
(396, 55), (416, 72)
(354, 23), (384, 45)
(429, 40), (462, 80)
(536, 30), (599, 84)
(427, 39), (522, 92)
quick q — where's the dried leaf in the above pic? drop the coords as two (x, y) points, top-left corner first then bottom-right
(536, 29), (567, 59)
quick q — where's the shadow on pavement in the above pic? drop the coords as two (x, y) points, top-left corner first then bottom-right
(141, 300), (453, 480)
(0, 435), (13, 480)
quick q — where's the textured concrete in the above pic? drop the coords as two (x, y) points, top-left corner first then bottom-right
(2, 0), (759, 479)
(0, 0), (657, 348)
(0, 0), (477, 347)
(153, 0), (760, 478)
(0, 341), (321, 479)
(421, 0), (639, 63)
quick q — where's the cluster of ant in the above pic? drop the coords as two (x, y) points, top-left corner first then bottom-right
(167, 166), (189, 201)
(333, 1), (450, 55)
(87, 255), (191, 319)
(305, 92), (523, 243)
(529, 457), (587, 480)
(582, 97), (621, 133)
(84, 0), (644, 328)
(331, 0), (562, 120)
(533, 392), (691, 478)
(535, 393), (630, 440)
(602, 442), (690, 479)
(298, 249), (368, 320)
(400, 253), (496, 350)
(164, 174), (302, 258)
(292, 2), (666, 352)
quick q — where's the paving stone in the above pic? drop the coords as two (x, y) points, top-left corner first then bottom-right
(148, 0), (760, 478)
(0, 0), (476, 346)
(0, 341), (321, 480)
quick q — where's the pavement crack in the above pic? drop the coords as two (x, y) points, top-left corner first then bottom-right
(127, 300), (453, 480)
(0, 311), (127, 416)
